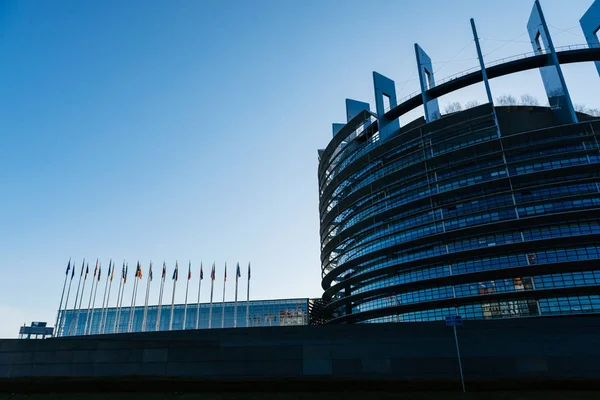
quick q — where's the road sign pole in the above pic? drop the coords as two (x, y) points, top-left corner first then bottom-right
(446, 315), (466, 393)
(452, 324), (466, 393)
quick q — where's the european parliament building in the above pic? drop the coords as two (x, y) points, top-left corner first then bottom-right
(9, 0), (600, 391)
(318, 1), (600, 324)
(49, 0), (600, 337)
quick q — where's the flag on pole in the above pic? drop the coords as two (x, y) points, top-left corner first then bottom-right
(136, 261), (142, 279)
(73, 261), (89, 335)
(221, 262), (227, 328)
(156, 262), (167, 332)
(246, 262), (251, 328)
(55, 259), (71, 336)
(173, 263), (179, 281)
(233, 261), (241, 328)
(88, 261), (101, 335)
(168, 262), (179, 330)
(128, 262), (140, 333)
(124, 264), (128, 284)
(142, 261), (153, 332)
(196, 262), (203, 330)
(84, 261), (98, 335)
(99, 260), (111, 334)
(102, 260), (114, 334)
(61, 259), (74, 332)
(183, 261), (192, 330)
(113, 261), (125, 334)
(208, 262), (215, 329)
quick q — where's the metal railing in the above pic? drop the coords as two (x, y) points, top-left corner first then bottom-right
(484, 48), (549, 69)
(384, 90), (421, 113)
(555, 43), (600, 51)
(434, 65), (481, 86)
(383, 43), (599, 115)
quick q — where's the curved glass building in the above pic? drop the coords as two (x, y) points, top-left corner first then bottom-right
(320, 104), (600, 324)
(318, 0), (600, 324)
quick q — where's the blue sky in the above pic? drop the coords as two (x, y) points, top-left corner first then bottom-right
(0, 0), (598, 337)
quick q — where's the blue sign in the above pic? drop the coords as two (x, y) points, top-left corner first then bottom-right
(445, 315), (463, 327)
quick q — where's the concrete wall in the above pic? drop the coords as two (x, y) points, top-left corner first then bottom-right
(1, 315), (600, 391)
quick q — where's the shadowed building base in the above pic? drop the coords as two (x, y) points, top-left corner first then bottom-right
(1, 315), (600, 393)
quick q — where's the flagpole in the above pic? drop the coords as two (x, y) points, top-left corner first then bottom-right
(113, 262), (124, 333)
(208, 263), (215, 329)
(59, 263), (76, 337)
(99, 260), (111, 334)
(169, 262), (178, 331)
(128, 262), (140, 333)
(83, 260), (98, 335)
(221, 262), (227, 329)
(132, 273), (140, 332)
(68, 260), (84, 336)
(195, 262), (203, 330)
(142, 262), (152, 332)
(115, 263), (127, 334)
(156, 275), (164, 331)
(54, 259), (70, 336)
(156, 262), (166, 332)
(116, 273), (126, 333)
(141, 265), (151, 331)
(127, 275), (136, 333)
(182, 262), (191, 330)
(73, 262), (89, 336)
(246, 262), (251, 328)
(234, 262), (239, 328)
(87, 263), (101, 335)
(102, 264), (115, 334)
(130, 263), (142, 332)
(59, 264), (77, 337)
(83, 273), (95, 334)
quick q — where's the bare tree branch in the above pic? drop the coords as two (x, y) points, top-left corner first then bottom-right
(464, 101), (480, 109)
(496, 95), (518, 106)
(520, 94), (540, 106)
(444, 102), (462, 114)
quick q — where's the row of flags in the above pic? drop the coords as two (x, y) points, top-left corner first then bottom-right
(55, 259), (251, 336)
(61, 259), (248, 284)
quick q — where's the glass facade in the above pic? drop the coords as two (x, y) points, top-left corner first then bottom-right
(318, 103), (600, 324)
(56, 298), (308, 336)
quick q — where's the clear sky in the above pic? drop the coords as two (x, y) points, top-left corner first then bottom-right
(0, 0), (598, 338)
